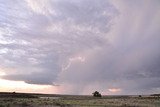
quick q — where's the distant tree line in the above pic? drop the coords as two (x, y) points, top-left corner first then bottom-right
(150, 94), (160, 98)
(0, 92), (38, 98)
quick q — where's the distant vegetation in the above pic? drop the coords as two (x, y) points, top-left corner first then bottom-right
(150, 94), (160, 97)
(0, 92), (38, 98)
(92, 91), (102, 97)
(0, 92), (160, 107)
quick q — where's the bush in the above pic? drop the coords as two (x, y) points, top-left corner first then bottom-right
(139, 95), (142, 97)
(0, 104), (5, 107)
(92, 91), (102, 97)
(21, 102), (29, 107)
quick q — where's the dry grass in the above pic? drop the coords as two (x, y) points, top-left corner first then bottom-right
(0, 95), (159, 107)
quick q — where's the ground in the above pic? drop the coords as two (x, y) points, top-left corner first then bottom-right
(0, 92), (160, 107)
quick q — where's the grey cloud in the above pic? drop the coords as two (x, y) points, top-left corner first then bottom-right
(1, 0), (160, 95)
(56, 0), (160, 94)
(59, 44), (160, 94)
(3, 72), (56, 85)
(0, 0), (117, 85)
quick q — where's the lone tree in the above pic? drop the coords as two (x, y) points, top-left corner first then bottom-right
(92, 91), (102, 97)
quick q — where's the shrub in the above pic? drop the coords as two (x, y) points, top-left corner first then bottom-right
(21, 102), (29, 107)
(139, 95), (142, 97)
(0, 104), (5, 107)
(92, 91), (102, 97)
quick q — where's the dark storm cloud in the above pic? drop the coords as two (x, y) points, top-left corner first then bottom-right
(3, 72), (55, 85)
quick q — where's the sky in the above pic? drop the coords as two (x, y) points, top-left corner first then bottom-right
(0, 0), (160, 95)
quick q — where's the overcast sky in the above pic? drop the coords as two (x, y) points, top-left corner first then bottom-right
(0, 0), (160, 95)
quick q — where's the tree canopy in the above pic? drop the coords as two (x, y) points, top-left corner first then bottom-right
(92, 91), (102, 97)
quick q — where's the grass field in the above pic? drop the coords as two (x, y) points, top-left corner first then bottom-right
(0, 92), (160, 107)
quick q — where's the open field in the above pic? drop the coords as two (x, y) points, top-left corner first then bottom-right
(0, 92), (160, 107)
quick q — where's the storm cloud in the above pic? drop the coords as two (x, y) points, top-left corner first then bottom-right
(0, 0), (160, 95)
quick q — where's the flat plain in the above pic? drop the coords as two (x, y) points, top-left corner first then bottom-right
(0, 92), (160, 107)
